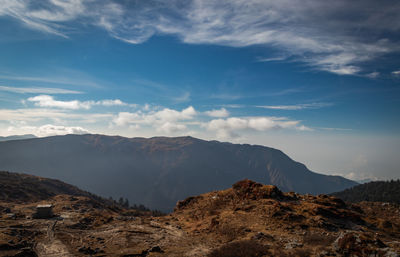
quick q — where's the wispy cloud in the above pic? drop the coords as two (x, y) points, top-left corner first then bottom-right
(1, 0), (398, 75)
(173, 92), (191, 103)
(209, 93), (243, 100)
(316, 127), (353, 132)
(257, 102), (332, 110)
(392, 70), (400, 76)
(0, 73), (100, 88)
(0, 85), (82, 94)
(219, 104), (245, 109)
(27, 95), (136, 110)
(257, 56), (288, 62)
(265, 88), (306, 97)
(0, 108), (112, 123)
(210, 87), (305, 101)
(365, 72), (380, 79)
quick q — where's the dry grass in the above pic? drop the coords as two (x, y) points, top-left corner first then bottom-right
(291, 248), (312, 257)
(216, 223), (243, 241)
(207, 240), (270, 257)
(303, 232), (335, 247)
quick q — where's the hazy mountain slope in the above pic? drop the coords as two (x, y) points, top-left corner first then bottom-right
(0, 134), (36, 142)
(332, 180), (400, 204)
(0, 134), (357, 211)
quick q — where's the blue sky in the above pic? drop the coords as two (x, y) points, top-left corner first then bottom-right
(0, 0), (399, 180)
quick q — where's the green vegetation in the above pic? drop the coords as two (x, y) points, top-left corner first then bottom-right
(332, 180), (400, 204)
(108, 196), (164, 216)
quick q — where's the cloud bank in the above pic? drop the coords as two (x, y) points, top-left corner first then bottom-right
(111, 105), (310, 138)
(205, 116), (311, 139)
(7, 124), (89, 137)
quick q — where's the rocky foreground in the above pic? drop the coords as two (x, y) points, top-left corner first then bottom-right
(1, 179), (399, 257)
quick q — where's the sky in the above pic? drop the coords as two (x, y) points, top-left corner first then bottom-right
(0, 0), (399, 181)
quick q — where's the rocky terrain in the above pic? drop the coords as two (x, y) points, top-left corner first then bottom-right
(0, 134), (357, 211)
(0, 173), (399, 257)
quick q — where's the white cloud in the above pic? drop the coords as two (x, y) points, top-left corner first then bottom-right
(153, 106), (197, 122)
(27, 95), (135, 109)
(113, 106), (197, 134)
(257, 102), (332, 110)
(1, 0), (398, 75)
(204, 108), (229, 118)
(205, 116), (310, 139)
(0, 85), (82, 94)
(7, 124), (89, 137)
(113, 112), (141, 127)
(28, 95), (92, 109)
(97, 99), (135, 107)
(157, 122), (187, 134)
(392, 70), (400, 76)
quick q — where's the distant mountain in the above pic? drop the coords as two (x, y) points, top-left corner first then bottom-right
(0, 134), (357, 211)
(0, 134), (36, 142)
(356, 178), (375, 184)
(332, 180), (400, 204)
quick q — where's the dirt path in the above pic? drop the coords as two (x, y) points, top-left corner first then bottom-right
(35, 220), (73, 257)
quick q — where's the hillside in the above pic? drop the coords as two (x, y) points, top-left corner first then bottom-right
(0, 179), (398, 256)
(0, 134), (357, 211)
(0, 170), (94, 203)
(332, 180), (400, 204)
(0, 171), (160, 215)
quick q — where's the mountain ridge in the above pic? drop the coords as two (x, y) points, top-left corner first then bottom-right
(332, 180), (400, 204)
(0, 134), (37, 142)
(0, 134), (357, 211)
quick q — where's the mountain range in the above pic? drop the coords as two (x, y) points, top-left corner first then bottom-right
(0, 134), (357, 211)
(0, 134), (36, 142)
